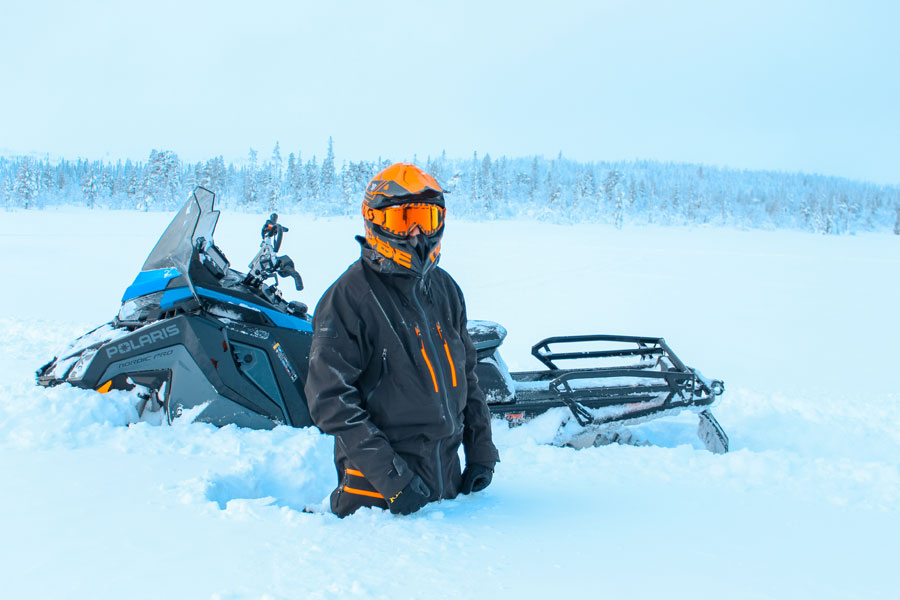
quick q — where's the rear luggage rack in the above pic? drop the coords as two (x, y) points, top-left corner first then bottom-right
(488, 334), (728, 453)
(533, 334), (682, 369)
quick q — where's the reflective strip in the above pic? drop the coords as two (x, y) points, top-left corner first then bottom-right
(345, 468), (365, 478)
(415, 327), (439, 393)
(436, 324), (457, 388)
(342, 486), (384, 499)
(96, 380), (112, 394)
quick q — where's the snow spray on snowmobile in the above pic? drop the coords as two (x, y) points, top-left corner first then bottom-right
(36, 187), (728, 453)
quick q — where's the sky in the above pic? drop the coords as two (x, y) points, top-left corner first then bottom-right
(1, 0), (898, 185)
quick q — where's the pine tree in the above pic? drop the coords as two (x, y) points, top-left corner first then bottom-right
(124, 161), (138, 205)
(242, 148), (259, 207)
(427, 150), (447, 185)
(470, 151), (481, 211)
(1, 171), (13, 210)
(141, 150), (182, 210)
(687, 181), (697, 222)
(614, 192), (624, 229)
(287, 151), (303, 207)
(602, 169), (621, 216)
(14, 157), (39, 209)
(286, 152), (297, 204)
(265, 171), (280, 213)
(319, 137), (336, 203)
(55, 162), (68, 192)
(480, 153), (493, 214)
(265, 143), (283, 212)
(206, 156), (227, 195)
(305, 155), (319, 204)
(271, 142), (283, 181)
(39, 159), (56, 200)
(529, 157), (540, 204)
(81, 166), (98, 209)
(494, 156), (508, 215)
(340, 161), (353, 212)
(670, 184), (680, 222)
(577, 168), (594, 206)
(638, 179), (648, 216)
(546, 161), (561, 209)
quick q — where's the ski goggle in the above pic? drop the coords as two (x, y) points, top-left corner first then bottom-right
(364, 202), (445, 236)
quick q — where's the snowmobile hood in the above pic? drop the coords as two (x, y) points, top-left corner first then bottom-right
(121, 267), (183, 302)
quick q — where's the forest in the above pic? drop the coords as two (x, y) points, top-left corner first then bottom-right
(3, 139), (899, 235)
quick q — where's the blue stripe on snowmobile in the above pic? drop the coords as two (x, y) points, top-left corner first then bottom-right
(158, 286), (313, 332)
(121, 268), (182, 302)
(159, 286), (193, 307)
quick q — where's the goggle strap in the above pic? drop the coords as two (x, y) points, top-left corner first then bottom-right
(364, 206), (386, 227)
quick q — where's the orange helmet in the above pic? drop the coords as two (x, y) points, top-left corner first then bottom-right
(362, 163), (445, 275)
(364, 162), (445, 208)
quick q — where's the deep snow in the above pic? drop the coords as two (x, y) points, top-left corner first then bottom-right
(1, 209), (898, 599)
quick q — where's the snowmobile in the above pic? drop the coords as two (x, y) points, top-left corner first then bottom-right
(36, 187), (729, 453)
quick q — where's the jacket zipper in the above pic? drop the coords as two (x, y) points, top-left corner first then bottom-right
(435, 323), (457, 388)
(365, 349), (389, 404)
(414, 327), (439, 393)
(411, 280), (456, 499)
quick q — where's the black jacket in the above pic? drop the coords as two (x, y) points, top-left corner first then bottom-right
(305, 240), (499, 517)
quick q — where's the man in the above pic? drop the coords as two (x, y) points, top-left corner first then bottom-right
(305, 162), (499, 517)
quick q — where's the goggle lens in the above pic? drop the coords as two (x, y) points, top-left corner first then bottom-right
(369, 203), (445, 236)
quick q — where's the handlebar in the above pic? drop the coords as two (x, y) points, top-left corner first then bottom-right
(244, 213), (303, 292)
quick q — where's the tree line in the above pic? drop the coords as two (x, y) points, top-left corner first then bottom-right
(3, 138), (899, 235)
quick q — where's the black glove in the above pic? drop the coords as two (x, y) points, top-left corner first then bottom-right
(460, 463), (494, 494)
(388, 475), (431, 515)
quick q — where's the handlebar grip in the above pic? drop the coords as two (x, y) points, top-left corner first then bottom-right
(261, 214), (280, 240)
(275, 255), (304, 291)
(274, 227), (284, 252)
(286, 270), (303, 291)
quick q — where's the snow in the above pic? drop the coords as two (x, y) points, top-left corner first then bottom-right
(1, 210), (899, 599)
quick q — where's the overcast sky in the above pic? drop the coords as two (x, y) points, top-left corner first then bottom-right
(1, 0), (898, 184)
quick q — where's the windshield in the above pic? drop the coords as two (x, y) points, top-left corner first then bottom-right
(142, 187), (219, 271)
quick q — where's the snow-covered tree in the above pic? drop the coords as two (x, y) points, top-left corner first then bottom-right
(305, 155), (319, 204)
(602, 169), (621, 215)
(142, 150), (181, 210)
(81, 166), (98, 209)
(14, 157), (39, 209)
(241, 148), (259, 208)
(480, 153), (494, 214)
(271, 142), (283, 181)
(319, 137), (336, 204)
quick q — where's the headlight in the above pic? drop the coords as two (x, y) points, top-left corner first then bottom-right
(68, 348), (98, 381)
(118, 292), (163, 321)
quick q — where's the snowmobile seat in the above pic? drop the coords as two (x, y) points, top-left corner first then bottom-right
(466, 320), (507, 361)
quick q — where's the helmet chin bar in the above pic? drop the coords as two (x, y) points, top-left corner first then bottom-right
(365, 224), (442, 274)
(409, 234), (430, 263)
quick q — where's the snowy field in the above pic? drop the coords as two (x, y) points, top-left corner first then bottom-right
(1, 208), (898, 599)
